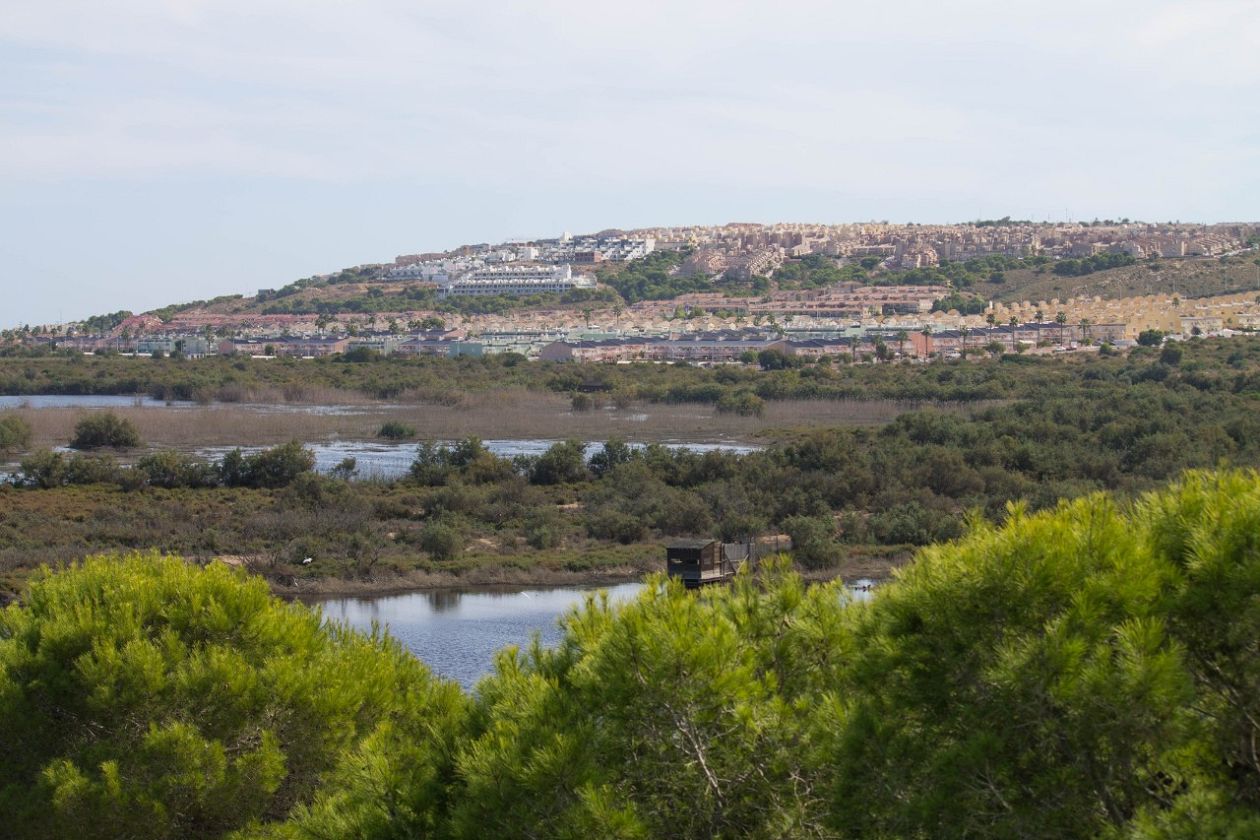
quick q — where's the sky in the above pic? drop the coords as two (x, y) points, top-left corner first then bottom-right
(1, 0), (1258, 326)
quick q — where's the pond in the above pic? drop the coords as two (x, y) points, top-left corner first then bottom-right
(0, 394), (183, 409)
(0, 394), (395, 416)
(317, 579), (876, 690)
(196, 439), (761, 480)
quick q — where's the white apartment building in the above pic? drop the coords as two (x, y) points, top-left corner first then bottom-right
(441, 264), (597, 297)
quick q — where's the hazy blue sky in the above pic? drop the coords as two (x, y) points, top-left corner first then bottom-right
(2, 0), (1257, 326)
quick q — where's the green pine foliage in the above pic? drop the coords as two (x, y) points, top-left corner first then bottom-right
(0, 554), (467, 840)
(5, 470), (1260, 836)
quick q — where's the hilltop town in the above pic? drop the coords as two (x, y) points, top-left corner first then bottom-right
(7, 219), (1260, 363)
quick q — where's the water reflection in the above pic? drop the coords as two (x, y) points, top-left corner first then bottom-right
(318, 579), (877, 690)
(423, 588), (463, 613)
(197, 439), (761, 481)
(318, 583), (644, 690)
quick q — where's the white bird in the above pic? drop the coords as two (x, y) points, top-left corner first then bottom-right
(301, 557), (313, 566)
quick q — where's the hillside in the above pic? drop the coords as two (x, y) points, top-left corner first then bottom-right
(989, 252), (1260, 304)
(64, 250), (1260, 334)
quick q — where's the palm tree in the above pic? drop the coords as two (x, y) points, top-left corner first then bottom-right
(920, 325), (933, 359)
(960, 325), (970, 357)
(1055, 311), (1068, 345)
(1079, 318), (1091, 345)
(896, 329), (908, 358)
(1008, 316), (1018, 351)
(1034, 310), (1045, 344)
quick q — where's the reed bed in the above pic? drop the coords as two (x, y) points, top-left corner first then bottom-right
(8, 392), (984, 450)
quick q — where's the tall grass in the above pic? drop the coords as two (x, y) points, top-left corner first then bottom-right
(4, 393), (973, 449)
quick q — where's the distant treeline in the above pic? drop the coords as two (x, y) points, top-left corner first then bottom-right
(3, 468), (1260, 837)
(0, 335), (1194, 404)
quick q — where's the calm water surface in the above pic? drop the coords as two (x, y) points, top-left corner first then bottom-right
(318, 579), (875, 691)
(318, 583), (645, 690)
(198, 439), (760, 480)
(0, 394), (392, 416)
(0, 394), (183, 409)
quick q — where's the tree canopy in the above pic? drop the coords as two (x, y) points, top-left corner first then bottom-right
(4, 470), (1260, 836)
(0, 554), (467, 840)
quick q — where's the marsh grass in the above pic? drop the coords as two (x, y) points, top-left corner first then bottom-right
(7, 391), (978, 450)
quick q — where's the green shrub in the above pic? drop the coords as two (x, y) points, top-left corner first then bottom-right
(378, 421), (417, 440)
(782, 513), (837, 569)
(0, 413), (31, 452)
(868, 500), (963, 545)
(329, 456), (359, 481)
(419, 520), (463, 561)
(17, 449), (66, 488)
(588, 438), (636, 477)
(135, 451), (220, 488)
(529, 439), (588, 485)
(220, 441), (315, 489)
(585, 506), (647, 544)
(523, 509), (563, 549)
(61, 453), (122, 486)
(68, 412), (141, 450)
(17, 451), (121, 488)
(716, 391), (765, 417)
(1160, 342), (1184, 366)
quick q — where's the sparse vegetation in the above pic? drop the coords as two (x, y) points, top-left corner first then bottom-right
(6, 336), (1260, 599)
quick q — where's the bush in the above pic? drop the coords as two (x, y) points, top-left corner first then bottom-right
(410, 439), (516, 487)
(410, 442), (456, 486)
(135, 451), (220, 489)
(588, 438), (637, 477)
(0, 554), (467, 839)
(329, 457), (359, 481)
(419, 520), (463, 561)
(783, 513), (837, 569)
(17, 449), (66, 488)
(220, 441), (315, 489)
(69, 412), (141, 450)
(0, 413), (31, 452)
(523, 509), (563, 549)
(716, 390), (765, 417)
(530, 439), (589, 485)
(585, 507), (647, 544)
(378, 421), (416, 440)
(342, 347), (381, 363)
(61, 453), (122, 486)
(868, 500), (963, 545)
(17, 451), (120, 488)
